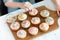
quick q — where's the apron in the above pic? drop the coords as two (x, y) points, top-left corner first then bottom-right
(0, 0), (8, 16)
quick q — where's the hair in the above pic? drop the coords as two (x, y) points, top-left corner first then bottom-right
(0, 0), (8, 16)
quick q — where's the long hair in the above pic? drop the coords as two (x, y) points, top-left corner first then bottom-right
(0, 0), (8, 16)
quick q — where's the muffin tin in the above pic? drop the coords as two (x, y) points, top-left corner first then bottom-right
(6, 6), (58, 40)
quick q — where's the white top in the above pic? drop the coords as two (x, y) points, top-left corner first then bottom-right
(0, 0), (60, 40)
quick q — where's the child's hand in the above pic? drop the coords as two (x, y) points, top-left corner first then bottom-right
(56, 5), (60, 17)
(18, 2), (33, 11)
(53, 0), (60, 17)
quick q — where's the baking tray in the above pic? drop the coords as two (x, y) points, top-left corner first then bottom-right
(7, 6), (58, 40)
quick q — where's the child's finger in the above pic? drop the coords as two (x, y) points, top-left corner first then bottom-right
(57, 10), (60, 17)
(58, 11), (60, 17)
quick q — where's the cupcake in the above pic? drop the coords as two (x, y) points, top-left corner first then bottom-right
(28, 27), (38, 35)
(31, 17), (40, 24)
(10, 22), (20, 30)
(29, 9), (38, 16)
(24, 2), (33, 10)
(45, 17), (54, 25)
(7, 16), (17, 23)
(17, 29), (27, 38)
(21, 20), (31, 28)
(39, 23), (49, 32)
(18, 13), (27, 21)
(40, 10), (49, 17)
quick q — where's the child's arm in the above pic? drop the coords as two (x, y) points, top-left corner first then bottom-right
(53, 0), (60, 17)
(5, 1), (33, 11)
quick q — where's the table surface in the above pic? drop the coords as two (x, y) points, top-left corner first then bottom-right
(0, 0), (60, 40)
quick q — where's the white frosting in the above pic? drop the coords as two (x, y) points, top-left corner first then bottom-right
(7, 16), (17, 23)
(31, 17), (40, 24)
(45, 17), (54, 25)
(17, 30), (27, 38)
(10, 22), (20, 30)
(39, 23), (49, 31)
(21, 20), (30, 28)
(28, 27), (38, 35)
(40, 10), (49, 17)
(29, 9), (38, 16)
(24, 2), (33, 10)
(18, 13), (27, 21)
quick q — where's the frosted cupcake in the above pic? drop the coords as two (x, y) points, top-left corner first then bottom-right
(18, 13), (27, 21)
(40, 10), (49, 17)
(21, 20), (31, 28)
(31, 17), (40, 24)
(45, 17), (54, 25)
(17, 29), (27, 38)
(10, 22), (20, 30)
(29, 9), (38, 16)
(7, 16), (17, 23)
(24, 2), (33, 10)
(28, 27), (38, 35)
(39, 23), (49, 32)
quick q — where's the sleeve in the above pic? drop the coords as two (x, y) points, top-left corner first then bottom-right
(3, 0), (7, 3)
(3, 0), (13, 3)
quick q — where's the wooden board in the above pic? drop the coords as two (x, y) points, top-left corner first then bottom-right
(7, 6), (58, 40)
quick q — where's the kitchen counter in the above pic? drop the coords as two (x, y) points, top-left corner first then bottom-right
(0, 0), (60, 40)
